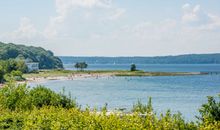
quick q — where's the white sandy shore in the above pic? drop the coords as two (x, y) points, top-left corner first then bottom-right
(24, 71), (203, 84)
(25, 73), (115, 83)
(1, 72), (203, 86)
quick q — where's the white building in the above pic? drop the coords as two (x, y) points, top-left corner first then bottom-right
(26, 62), (39, 72)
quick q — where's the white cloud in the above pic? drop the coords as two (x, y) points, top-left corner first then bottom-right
(2, 17), (44, 43)
(181, 3), (220, 31)
(44, 0), (113, 39)
(182, 4), (203, 24)
(108, 8), (126, 20)
(2, 2), (220, 56)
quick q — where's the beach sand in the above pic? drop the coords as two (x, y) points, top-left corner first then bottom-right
(26, 73), (115, 83)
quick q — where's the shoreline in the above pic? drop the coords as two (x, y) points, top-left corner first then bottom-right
(0, 70), (206, 86)
(22, 70), (205, 83)
(25, 72), (117, 83)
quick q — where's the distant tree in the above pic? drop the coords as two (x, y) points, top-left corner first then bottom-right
(74, 63), (80, 71)
(130, 64), (137, 71)
(74, 62), (88, 71)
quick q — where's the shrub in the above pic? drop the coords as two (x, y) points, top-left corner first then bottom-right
(0, 83), (77, 110)
(0, 83), (30, 110)
(29, 86), (76, 109)
(0, 106), (199, 129)
(0, 60), (27, 83)
(132, 97), (153, 114)
(198, 95), (220, 123)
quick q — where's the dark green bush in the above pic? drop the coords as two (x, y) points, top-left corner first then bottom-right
(0, 83), (77, 110)
(198, 95), (220, 123)
(29, 86), (76, 108)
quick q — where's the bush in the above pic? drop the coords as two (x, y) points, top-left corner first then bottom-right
(0, 60), (27, 83)
(0, 83), (30, 110)
(198, 95), (220, 123)
(0, 106), (199, 129)
(29, 86), (76, 108)
(0, 83), (76, 110)
(132, 97), (153, 114)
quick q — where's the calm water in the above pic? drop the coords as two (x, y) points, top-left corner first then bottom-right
(29, 73), (220, 121)
(64, 64), (220, 72)
(30, 58), (220, 121)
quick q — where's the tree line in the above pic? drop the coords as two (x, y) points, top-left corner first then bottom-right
(0, 42), (63, 69)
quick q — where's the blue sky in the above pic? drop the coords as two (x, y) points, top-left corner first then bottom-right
(1, 0), (220, 56)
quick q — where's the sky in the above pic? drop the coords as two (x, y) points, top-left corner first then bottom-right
(0, 0), (220, 56)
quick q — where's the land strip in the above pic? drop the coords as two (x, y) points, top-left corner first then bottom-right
(23, 70), (204, 82)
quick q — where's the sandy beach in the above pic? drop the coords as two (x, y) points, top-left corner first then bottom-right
(25, 73), (115, 83)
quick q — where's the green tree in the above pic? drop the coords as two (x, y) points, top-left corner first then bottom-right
(74, 62), (88, 71)
(16, 60), (28, 73)
(130, 64), (137, 71)
(198, 95), (220, 123)
(0, 65), (4, 83)
(74, 62), (80, 71)
(0, 60), (27, 83)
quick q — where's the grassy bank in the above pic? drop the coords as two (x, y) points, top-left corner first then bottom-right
(23, 69), (203, 79)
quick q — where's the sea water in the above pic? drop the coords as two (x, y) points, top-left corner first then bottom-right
(29, 72), (220, 121)
(64, 63), (220, 72)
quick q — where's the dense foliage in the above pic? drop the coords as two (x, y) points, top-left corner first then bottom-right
(0, 42), (63, 69)
(0, 60), (27, 83)
(0, 83), (220, 129)
(198, 95), (220, 123)
(60, 54), (220, 64)
(0, 83), (76, 110)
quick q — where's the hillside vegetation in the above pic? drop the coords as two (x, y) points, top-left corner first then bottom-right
(0, 42), (63, 69)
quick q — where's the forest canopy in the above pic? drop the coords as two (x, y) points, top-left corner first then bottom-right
(0, 42), (63, 69)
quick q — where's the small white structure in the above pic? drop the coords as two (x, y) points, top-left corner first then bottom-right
(26, 62), (39, 72)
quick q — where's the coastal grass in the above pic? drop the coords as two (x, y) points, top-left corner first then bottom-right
(23, 69), (201, 79)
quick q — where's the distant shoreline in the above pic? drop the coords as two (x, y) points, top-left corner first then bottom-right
(59, 53), (220, 64)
